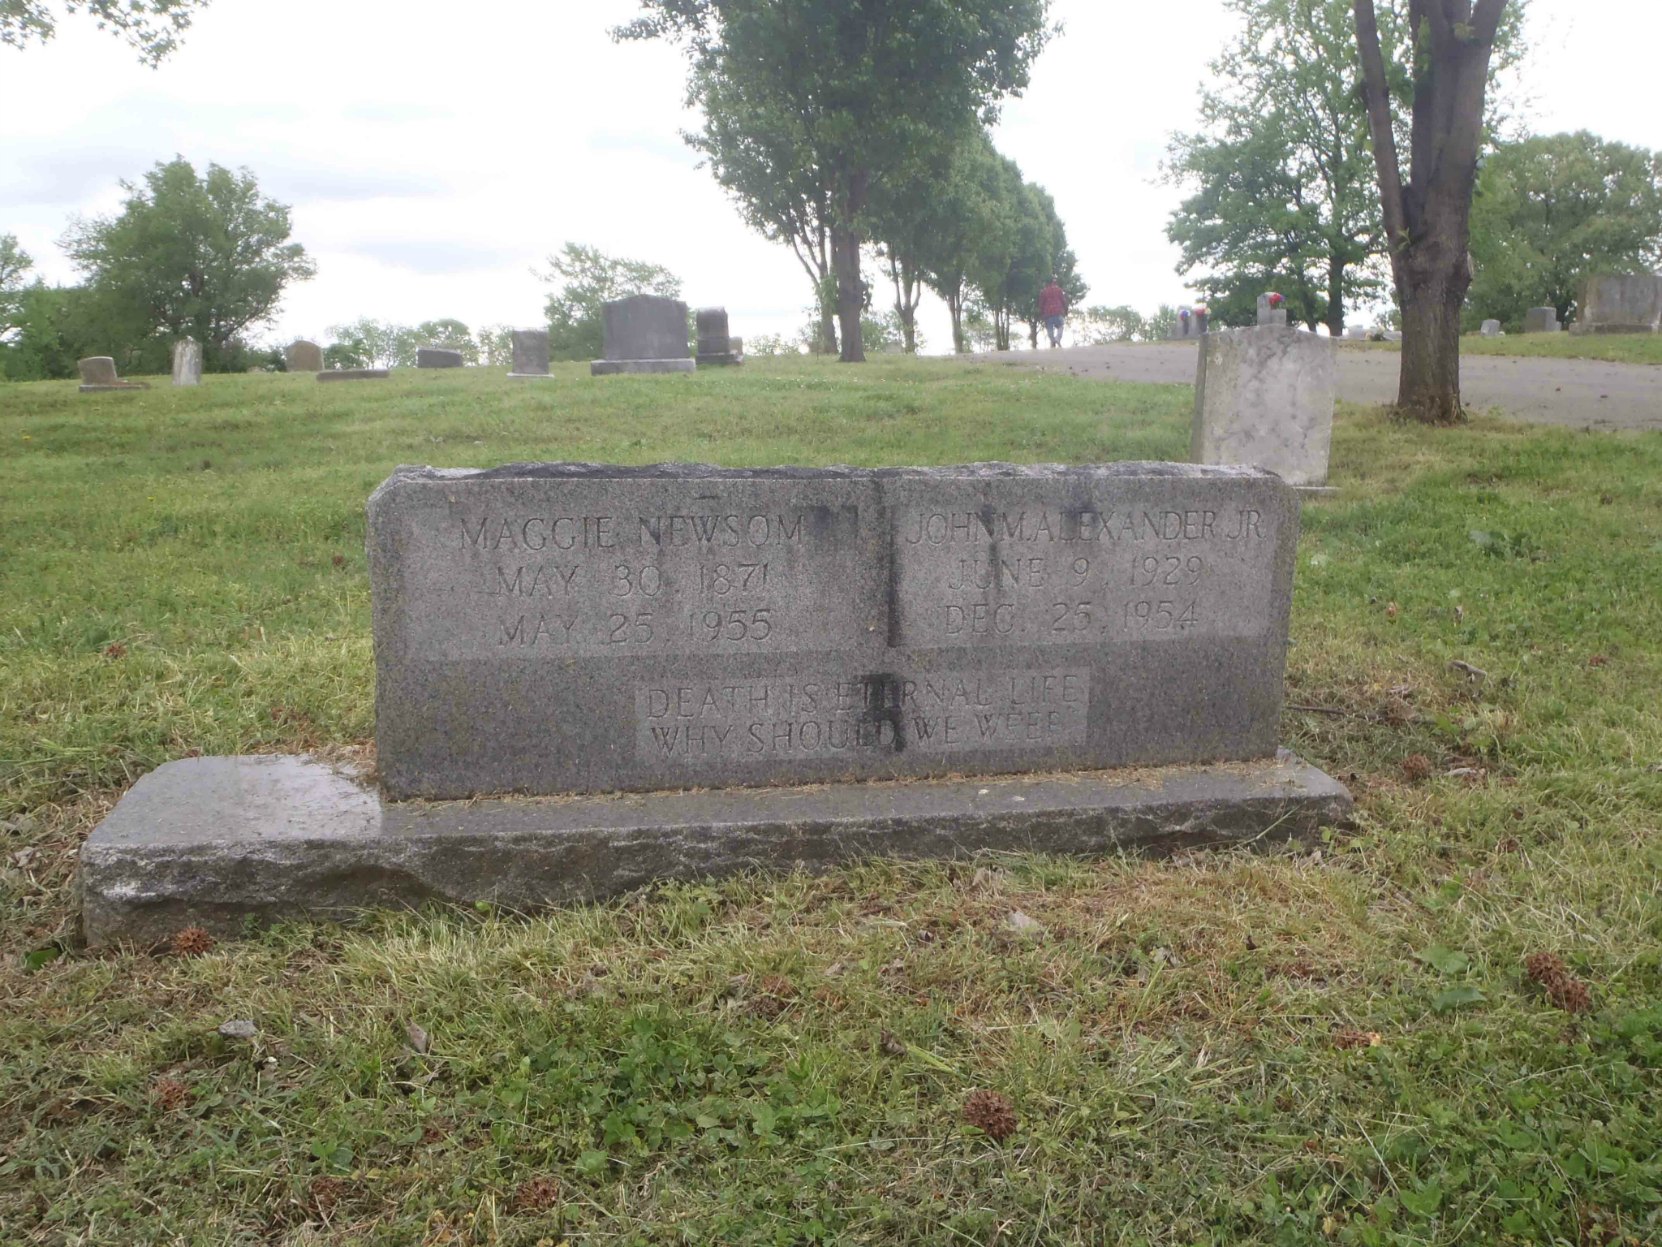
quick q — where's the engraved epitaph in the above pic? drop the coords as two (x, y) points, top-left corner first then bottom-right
(369, 463), (1300, 799)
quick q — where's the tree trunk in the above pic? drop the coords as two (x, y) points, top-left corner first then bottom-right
(830, 223), (864, 363)
(1325, 256), (1346, 338)
(947, 289), (966, 353)
(1393, 211), (1469, 423)
(1352, 0), (1507, 424)
(815, 298), (839, 355)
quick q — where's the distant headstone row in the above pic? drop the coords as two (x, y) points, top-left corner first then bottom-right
(1169, 306), (1209, 339)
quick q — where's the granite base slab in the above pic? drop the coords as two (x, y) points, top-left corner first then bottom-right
(317, 369), (390, 382)
(507, 373), (556, 380)
(79, 382), (150, 392)
(79, 752), (1352, 946)
(589, 358), (697, 375)
(696, 353), (742, 367)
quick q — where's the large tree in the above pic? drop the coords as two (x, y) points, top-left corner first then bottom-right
(1468, 132), (1662, 329)
(1167, 0), (1387, 336)
(905, 129), (1008, 354)
(1352, 0), (1513, 423)
(63, 158), (314, 369)
(2, 0), (209, 65)
(619, 0), (1052, 363)
(540, 243), (682, 362)
(687, 63), (839, 355)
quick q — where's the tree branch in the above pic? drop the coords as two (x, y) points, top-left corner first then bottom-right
(1352, 0), (1407, 255)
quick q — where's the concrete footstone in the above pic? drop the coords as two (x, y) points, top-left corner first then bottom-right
(79, 752), (1352, 946)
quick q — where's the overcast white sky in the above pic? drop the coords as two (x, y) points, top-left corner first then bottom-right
(1, 0), (1654, 353)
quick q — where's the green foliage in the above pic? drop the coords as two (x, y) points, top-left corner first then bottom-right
(540, 243), (682, 362)
(1072, 304), (1147, 344)
(968, 155), (1082, 351)
(0, 0), (208, 64)
(1468, 132), (1662, 330)
(62, 158), (315, 371)
(1145, 303), (1180, 341)
(325, 317), (499, 369)
(1166, 0), (1391, 334)
(621, 0), (1054, 361)
(0, 232), (31, 335)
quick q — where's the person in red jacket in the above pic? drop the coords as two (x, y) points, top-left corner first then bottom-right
(1038, 278), (1069, 348)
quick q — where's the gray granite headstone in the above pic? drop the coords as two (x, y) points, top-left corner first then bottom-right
(79, 356), (118, 386)
(1344, 324), (1366, 340)
(509, 329), (551, 377)
(367, 461), (1301, 799)
(1256, 295), (1288, 327)
(1570, 274), (1662, 334)
(1192, 326), (1338, 488)
(591, 294), (695, 375)
(1480, 319), (1502, 337)
(1523, 307), (1561, 334)
(695, 307), (741, 366)
(171, 338), (202, 387)
(417, 347), (465, 369)
(286, 340), (324, 372)
(77, 355), (148, 392)
(1193, 310), (1210, 335)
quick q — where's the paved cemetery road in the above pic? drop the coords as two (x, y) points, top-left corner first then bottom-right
(977, 342), (1662, 431)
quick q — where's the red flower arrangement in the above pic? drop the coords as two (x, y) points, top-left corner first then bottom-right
(1267, 291), (1284, 308)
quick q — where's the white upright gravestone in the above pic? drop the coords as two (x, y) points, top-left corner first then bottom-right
(171, 339), (202, 387)
(1192, 326), (1338, 488)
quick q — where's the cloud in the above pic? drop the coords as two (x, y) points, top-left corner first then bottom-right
(345, 239), (526, 275)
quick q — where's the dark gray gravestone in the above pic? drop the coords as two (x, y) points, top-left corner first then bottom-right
(417, 347), (465, 368)
(509, 329), (551, 377)
(367, 462), (1301, 799)
(1571, 274), (1662, 334)
(286, 340), (324, 372)
(1256, 295), (1288, 327)
(591, 295), (694, 375)
(1523, 307), (1561, 334)
(77, 356), (148, 392)
(695, 306), (741, 366)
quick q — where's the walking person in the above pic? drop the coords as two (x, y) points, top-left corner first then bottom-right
(1038, 277), (1069, 348)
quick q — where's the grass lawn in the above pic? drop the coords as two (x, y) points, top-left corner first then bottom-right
(2, 359), (1660, 1245)
(1335, 332), (1662, 365)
